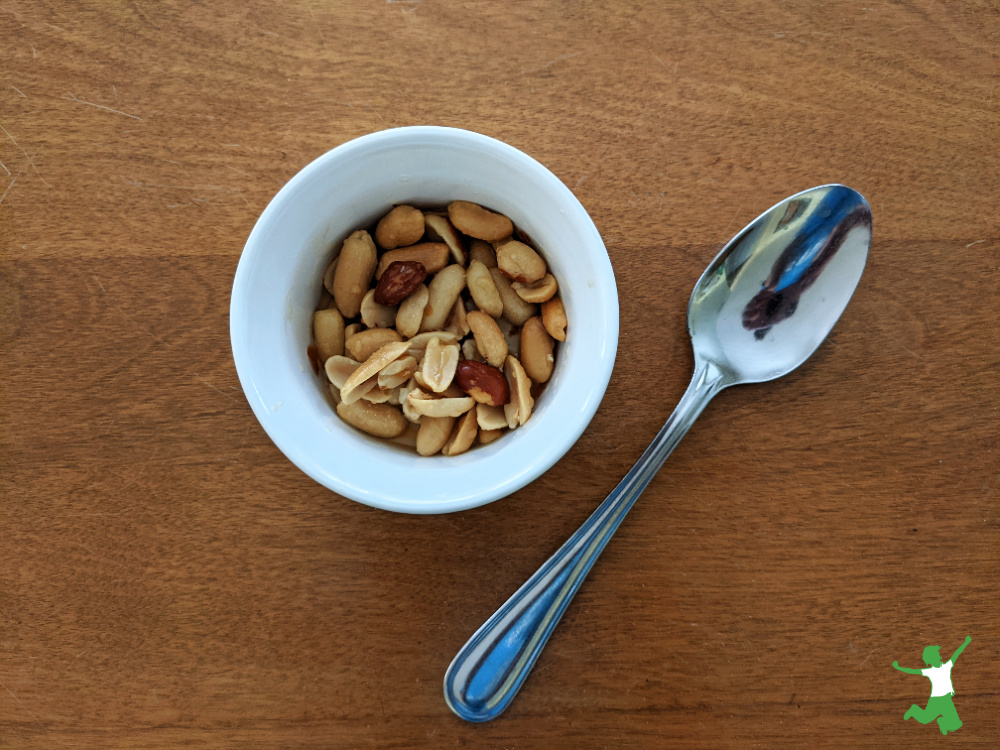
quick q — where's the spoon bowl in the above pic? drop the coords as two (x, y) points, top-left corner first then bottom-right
(444, 184), (872, 722)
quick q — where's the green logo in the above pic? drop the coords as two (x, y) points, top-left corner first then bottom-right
(893, 636), (972, 735)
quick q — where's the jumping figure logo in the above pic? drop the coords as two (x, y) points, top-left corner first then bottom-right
(892, 636), (972, 736)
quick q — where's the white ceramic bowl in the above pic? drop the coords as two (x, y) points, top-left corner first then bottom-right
(230, 127), (618, 513)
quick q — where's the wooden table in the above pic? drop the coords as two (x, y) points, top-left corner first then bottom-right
(2, 2), (997, 747)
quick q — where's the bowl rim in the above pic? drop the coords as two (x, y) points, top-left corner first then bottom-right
(230, 126), (619, 513)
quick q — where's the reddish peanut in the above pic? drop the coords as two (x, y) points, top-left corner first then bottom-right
(396, 284), (429, 339)
(455, 360), (510, 407)
(442, 408), (478, 456)
(541, 296), (567, 341)
(448, 201), (513, 242)
(519, 316), (555, 384)
(467, 259), (503, 317)
(332, 230), (378, 318)
(360, 289), (396, 329)
(345, 328), (403, 363)
(424, 213), (466, 265)
(375, 205), (424, 250)
(416, 416), (455, 456)
(513, 273), (558, 304)
(467, 310), (508, 368)
(489, 267), (538, 325)
(313, 308), (345, 362)
(376, 243), (450, 279)
(336, 399), (407, 439)
(420, 264), (466, 332)
(374, 260), (427, 306)
(496, 241), (546, 283)
(468, 239), (497, 269)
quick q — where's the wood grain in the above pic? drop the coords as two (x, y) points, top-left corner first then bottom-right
(1, 1), (998, 747)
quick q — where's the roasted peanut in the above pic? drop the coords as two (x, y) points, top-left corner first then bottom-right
(396, 284), (429, 338)
(467, 310), (508, 368)
(420, 264), (466, 332)
(406, 389), (475, 418)
(313, 308), (345, 362)
(405, 330), (460, 358)
(541, 296), (567, 341)
(422, 336), (460, 393)
(344, 322), (363, 340)
(375, 205), (424, 249)
(476, 402), (509, 431)
(519, 316), (555, 384)
(496, 240), (546, 283)
(378, 355), (417, 389)
(392, 421), (421, 448)
(503, 354), (534, 428)
(441, 408), (478, 456)
(468, 239), (497, 269)
(322, 255), (339, 295)
(340, 340), (411, 404)
(376, 243), (450, 279)
(374, 260), (427, 306)
(478, 428), (504, 445)
(467, 259), (504, 317)
(424, 213), (466, 265)
(462, 338), (483, 362)
(444, 297), (470, 337)
(513, 273), (558, 304)
(455, 360), (510, 407)
(416, 416), (455, 456)
(324, 355), (361, 389)
(336, 399), (407, 438)
(448, 201), (513, 242)
(496, 316), (520, 359)
(332, 230), (378, 318)
(489, 266), (538, 325)
(361, 386), (393, 404)
(345, 327), (403, 362)
(360, 289), (397, 329)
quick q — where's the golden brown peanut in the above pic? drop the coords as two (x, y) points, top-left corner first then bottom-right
(405, 330), (460, 358)
(462, 338), (483, 362)
(322, 255), (339, 295)
(378, 355), (418, 389)
(420, 264), (466, 332)
(496, 240), (547, 283)
(442, 408), (479, 456)
(313, 308), (345, 362)
(519, 316), (555, 384)
(360, 289), (397, 329)
(375, 205), (424, 249)
(467, 310), (508, 368)
(503, 355), (534, 428)
(395, 284), (429, 339)
(324, 355), (361, 389)
(513, 273), (558, 304)
(467, 260), (504, 317)
(336, 399), (407, 439)
(476, 402), (509, 431)
(424, 213), (466, 265)
(444, 297), (471, 337)
(489, 266), (538, 325)
(361, 386), (393, 404)
(332, 230), (378, 318)
(375, 243), (450, 279)
(541, 296), (567, 341)
(469, 240), (497, 268)
(406, 389), (475, 418)
(345, 327), (403, 362)
(416, 416), (456, 456)
(422, 336), (460, 393)
(448, 201), (513, 242)
(341, 340), (411, 404)
(478, 428), (504, 445)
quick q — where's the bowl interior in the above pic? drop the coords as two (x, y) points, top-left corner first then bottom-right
(231, 128), (618, 513)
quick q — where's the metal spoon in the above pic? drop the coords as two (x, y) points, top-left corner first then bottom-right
(444, 184), (872, 722)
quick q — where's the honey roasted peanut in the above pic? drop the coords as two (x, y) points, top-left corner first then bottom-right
(441, 408), (478, 456)
(312, 308), (345, 362)
(396, 284), (429, 338)
(332, 230), (378, 318)
(420, 264), (466, 332)
(496, 240), (546, 283)
(448, 201), (513, 242)
(541, 296), (567, 341)
(489, 266), (538, 326)
(345, 328), (404, 363)
(376, 243), (450, 279)
(337, 399), (407, 439)
(519, 316), (555, 384)
(375, 205), (425, 250)
(467, 310), (507, 368)
(512, 273), (558, 304)
(467, 259), (503, 317)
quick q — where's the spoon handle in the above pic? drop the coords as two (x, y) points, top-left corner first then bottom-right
(444, 359), (728, 722)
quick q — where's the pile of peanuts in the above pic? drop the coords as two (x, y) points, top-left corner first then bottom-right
(310, 201), (568, 456)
